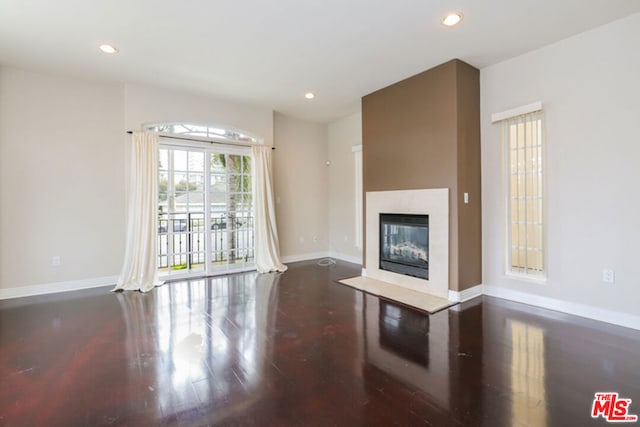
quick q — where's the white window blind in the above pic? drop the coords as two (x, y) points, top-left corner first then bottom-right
(500, 110), (545, 279)
(353, 145), (363, 250)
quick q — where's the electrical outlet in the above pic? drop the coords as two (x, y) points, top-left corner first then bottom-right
(602, 269), (615, 284)
(299, 236), (305, 245)
(52, 256), (61, 267)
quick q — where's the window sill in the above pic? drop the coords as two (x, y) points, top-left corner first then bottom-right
(504, 272), (547, 285)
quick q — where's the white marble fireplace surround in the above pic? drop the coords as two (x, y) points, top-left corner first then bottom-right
(364, 188), (449, 299)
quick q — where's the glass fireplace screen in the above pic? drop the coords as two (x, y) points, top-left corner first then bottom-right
(379, 213), (429, 280)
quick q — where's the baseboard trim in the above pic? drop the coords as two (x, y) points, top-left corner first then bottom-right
(281, 252), (331, 264)
(483, 285), (640, 331)
(281, 252), (362, 266)
(0, 275), (118, 300)
(328, 252), (362, 265)
(448, 284), (483, 303)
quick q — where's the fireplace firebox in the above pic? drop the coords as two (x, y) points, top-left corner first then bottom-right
(379, 213), (429, 280)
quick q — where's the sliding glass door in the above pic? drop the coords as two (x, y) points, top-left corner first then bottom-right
(158, 145), (254, 277)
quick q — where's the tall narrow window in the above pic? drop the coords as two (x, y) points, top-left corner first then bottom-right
(500, 109), (544, 279)
(353, 145), (363, 250)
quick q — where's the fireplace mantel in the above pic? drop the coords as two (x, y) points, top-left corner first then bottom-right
(364, 188), (449, 299)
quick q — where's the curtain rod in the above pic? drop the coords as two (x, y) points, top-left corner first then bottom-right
(126, 131), (275, 150)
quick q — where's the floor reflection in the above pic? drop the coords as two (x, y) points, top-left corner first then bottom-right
(3, 260), (639, 425)
(378, 300), (430, 367)
(116, 271), (281, 420)
(509, 320), (547, 427)
(363, 295), (450, 409)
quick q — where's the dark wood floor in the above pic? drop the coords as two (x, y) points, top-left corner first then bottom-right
(1, 260), (639, 426)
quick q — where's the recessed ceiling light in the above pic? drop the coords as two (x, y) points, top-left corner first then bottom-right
(441, 12), (463, 27)
(99, 44), (119, 54)
(305, 92), (315, 100)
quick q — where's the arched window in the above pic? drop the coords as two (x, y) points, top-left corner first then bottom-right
(145, 123), (262, 145)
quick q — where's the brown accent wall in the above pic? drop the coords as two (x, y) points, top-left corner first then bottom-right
(362, 59), (481, 291)
(455, 62), (482, 290)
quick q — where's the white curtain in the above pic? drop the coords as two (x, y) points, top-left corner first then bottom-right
(252, 146), (287, 273)
(113, 132), (163, 292)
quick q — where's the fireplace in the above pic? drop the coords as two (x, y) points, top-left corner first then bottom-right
(379, 213), (429, 280)
(365, 189), (448, 298)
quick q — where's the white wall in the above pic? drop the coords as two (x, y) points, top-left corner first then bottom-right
(480, 13), (640, 317)
(273, 113), (329, 260)
(0, 67), (125, 289)
(124, 84), (273, 146)
(0, 72), (278, 293)
(328, 112), (362, 263)
(0, 68), (358, 293)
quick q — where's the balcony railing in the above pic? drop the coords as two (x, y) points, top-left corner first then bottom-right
(157, 211), (254, 271)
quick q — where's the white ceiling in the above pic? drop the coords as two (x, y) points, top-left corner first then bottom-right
(1, 0), (639, 123)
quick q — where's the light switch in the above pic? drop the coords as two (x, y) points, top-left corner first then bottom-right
(464, 192), (469, 204)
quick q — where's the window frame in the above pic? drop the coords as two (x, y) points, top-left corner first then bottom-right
(157, 137), (255, 280)
(353, 144), (363, 250)
(145, 122), (263, 145)
(498, 108), (547, 282)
